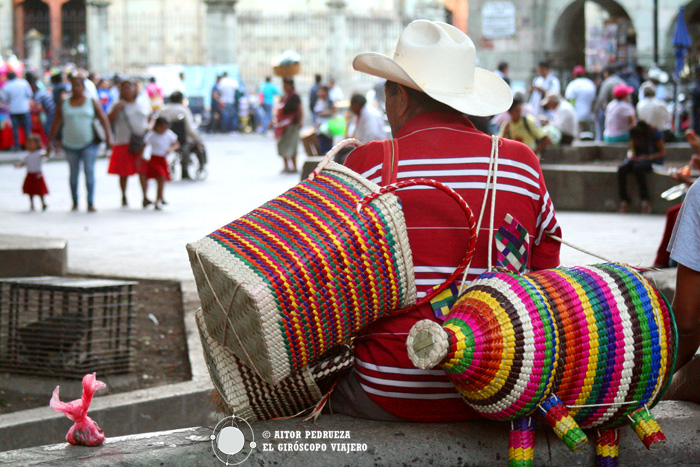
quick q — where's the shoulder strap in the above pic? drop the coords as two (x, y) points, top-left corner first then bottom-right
(381, 139), (398, 185)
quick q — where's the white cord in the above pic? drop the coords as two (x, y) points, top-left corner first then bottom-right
(458, 136), (500, 295)
(547, 234), (616, 264)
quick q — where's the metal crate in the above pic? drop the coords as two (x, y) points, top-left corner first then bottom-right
(0, 277), (138, 379)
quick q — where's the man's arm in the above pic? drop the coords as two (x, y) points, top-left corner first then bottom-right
(673, 263), (700, 370)
(184, 108), (203, 145)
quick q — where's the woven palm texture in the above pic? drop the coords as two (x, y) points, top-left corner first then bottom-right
(407, 263), (678, 466)
(188, 139), (477, 386)
(196, 309), (352, 421)
(187, 160), (416, 385)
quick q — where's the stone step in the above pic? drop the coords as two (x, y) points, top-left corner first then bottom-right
(0, 234), (67, 278)
(541, 163), (682, 214)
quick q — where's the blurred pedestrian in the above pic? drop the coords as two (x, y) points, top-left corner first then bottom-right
(96, 78), (112, 113)
(274, 78), (302, 173)
(26, 71), (55, 138)
(349, 93), (385, 143)
(156, 91), (204, 179)
(541, 92), (577, 145)
(0, 71), (33, 151)
(107, 79), (151, 208)
(528, 61), (560, 116)
(637, 84), (670, 135)
(208, 75), (222, 133)
(494, 61), (510, 86)
(218, 72), (239, 132)
(146, 76), (164, 112)
(47, 74), (112, 212)
(594, 66), (626, 141)
(259, 76), (280, 133)
(313, 85), (336, 154)
(144, 117), (179, 210)
(309, 73), (322, 121)
(14, 134), (48, 211)
(604, 84), (636, 143)
(565, 65), (596, 137)
(499, 94), (551, 156)
(617, 120), (664, 213)
(328, 77), (344, 104)
(51, 72), (68, 107)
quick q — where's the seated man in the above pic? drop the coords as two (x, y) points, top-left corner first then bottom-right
(156, 91), (204, 179)
(329, 20), (562, 422)
(664, 173), (700, 404)
(541, 92), (577, 145)
(499, 94), (552, 156)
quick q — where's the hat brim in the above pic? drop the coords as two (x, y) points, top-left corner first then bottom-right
(353, 52), (513, 117)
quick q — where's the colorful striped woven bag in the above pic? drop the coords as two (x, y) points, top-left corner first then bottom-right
(188, 139), (477, 385)
(407, 263), (678, 467)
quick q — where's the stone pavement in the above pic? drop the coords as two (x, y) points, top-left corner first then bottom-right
(2, 404), (699, 466)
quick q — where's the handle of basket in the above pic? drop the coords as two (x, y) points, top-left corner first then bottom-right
(357, 178), (477, 316)
(308, 138), (362, 180)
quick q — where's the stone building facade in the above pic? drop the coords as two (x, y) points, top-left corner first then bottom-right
(2, 0), (698, 91)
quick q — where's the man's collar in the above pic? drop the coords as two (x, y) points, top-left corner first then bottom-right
(396, 111), (475, 138)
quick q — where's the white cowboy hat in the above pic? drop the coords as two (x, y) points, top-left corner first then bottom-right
(353, 20), (512, 116)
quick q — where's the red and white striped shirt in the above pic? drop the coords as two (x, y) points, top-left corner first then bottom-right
(344, 111), (562, 422)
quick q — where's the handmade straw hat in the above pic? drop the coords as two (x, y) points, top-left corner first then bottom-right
(353, 20), (512, 116)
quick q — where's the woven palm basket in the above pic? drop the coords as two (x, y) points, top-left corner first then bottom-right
(187, 158), (416, 385)
(197, 309), (352, 421)
(408, 263), (678, 429)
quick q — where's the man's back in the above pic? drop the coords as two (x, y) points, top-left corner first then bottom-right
(595, 75), (625, 113)
(218, 78), (238, 104)
(565, 77), (596, 121)
(344, 111), (561, 422)
(2, 78), (32, 114)
(637, 97), (670, 131)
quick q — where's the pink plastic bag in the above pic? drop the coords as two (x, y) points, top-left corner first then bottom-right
(50, 372), (106, 446)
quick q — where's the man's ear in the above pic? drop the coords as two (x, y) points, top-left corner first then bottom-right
(397, 84), (411, 118)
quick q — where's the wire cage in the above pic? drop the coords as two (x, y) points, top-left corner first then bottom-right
(0, 277), (138, 379)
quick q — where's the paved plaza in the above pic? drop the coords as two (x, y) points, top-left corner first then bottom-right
(0, 133), (668, 294)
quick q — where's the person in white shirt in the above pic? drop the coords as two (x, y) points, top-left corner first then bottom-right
(542, 93), (578, 145)
(218, 72), (239, 132)
(529, 61), (560, 116)
(349, 94), (386, 144)
(144, 117), (179, 210)
(328, 77), (344, 104)
(1, 71), (33, 151)
(636, 84), (670, 133)
(494, 61), (510, 86)
(565, 65), (597, 137)
(13, 134), (48, 211)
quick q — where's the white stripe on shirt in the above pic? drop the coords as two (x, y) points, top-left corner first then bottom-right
(359, 382), (463, 399)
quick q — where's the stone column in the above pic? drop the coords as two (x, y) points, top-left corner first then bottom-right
(86, 0), (111, 75)
(204, 0), (238, 65)
(326, 1), (347, 81)
(46, 0), (69, 65)
(24, 28), (42, 72)
(0, 0), (13, 57)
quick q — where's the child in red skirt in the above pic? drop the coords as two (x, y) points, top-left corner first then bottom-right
(145, 117), (179, 210)
(14, 133), (48, 211)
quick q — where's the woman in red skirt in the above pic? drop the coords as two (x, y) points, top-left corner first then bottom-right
(107, 80), (151, 207)
(144, 117), (179, 209)
(14, 134), (48, 211)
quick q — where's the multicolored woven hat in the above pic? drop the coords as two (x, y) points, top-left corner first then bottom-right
(407, 263), (677, 466)
(189, 140), (476, 385)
